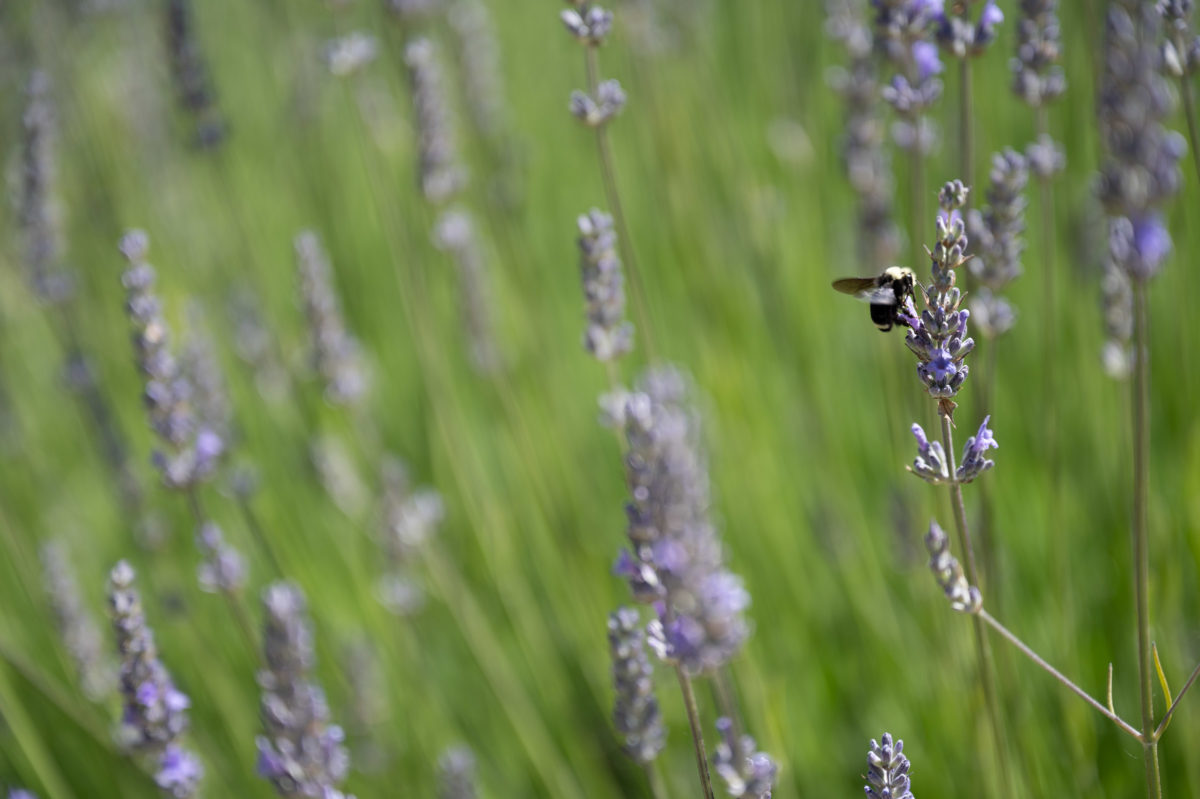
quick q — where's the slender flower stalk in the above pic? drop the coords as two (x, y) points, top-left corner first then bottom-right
(108, 561), (203, 797)
(864, 732), (913, 799)
(1098, 5), (1184, 794)
(561, 0), (654, 356)
(40, 540), (116, 702)
(437, 746), (478, 799)
(826, 0), (902, 270)
(256, 582), (354, 799)
(900, 181), (1010, 798)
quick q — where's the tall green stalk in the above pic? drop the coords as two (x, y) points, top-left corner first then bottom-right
(1131, 281), (1161, 799)
(940, 412), (1013, 799)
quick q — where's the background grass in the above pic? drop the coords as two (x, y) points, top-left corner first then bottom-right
(1, 0), (1199, 796)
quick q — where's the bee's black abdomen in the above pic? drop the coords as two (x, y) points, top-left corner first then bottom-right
(869, 303), (894, 331)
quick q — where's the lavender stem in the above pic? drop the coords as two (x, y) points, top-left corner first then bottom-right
(1178, 76), (1200, 191)
(1131, 281), (1161, 799)
(582, 46), (656, 361)
(977, 609), (1142, 739)
(675, 664), (716, 799)
(940, 412), (1012, 798)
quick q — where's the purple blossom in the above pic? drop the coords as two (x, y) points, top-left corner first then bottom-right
(712, 717), (778, 798)
(156, 745), (204, 798)
(925, 520), (981, 613)
(957, 415), (998, 483)
(1012, 0), (1067, 107)
(864, 733), (912, 799)
(608, 607), (666, 763)
(912, 40), (942, 79)
(909, 423), (949, 484)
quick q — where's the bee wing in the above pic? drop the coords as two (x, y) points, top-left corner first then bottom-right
(831, 277), (878, 296)
(832, 277), (899, 305)
(858, 286), (901, 305)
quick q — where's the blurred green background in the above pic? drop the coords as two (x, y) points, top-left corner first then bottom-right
(1, 0), (1198, 796)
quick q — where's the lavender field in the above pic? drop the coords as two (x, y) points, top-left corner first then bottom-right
(1, 0), (1199, 797)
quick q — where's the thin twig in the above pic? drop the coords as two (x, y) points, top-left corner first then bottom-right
(977, 609), (1142, 740)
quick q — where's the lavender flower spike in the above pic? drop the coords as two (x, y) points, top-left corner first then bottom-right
(936, 0), (1004, 59)
(257, 582), (354, 799)
(406, 37), (468, 205)
(908, 423), (949, 484)
(1097, 0), (1185, 281)
(433, 208), (501, 373)
(20, 72), (73, 306)
(608, 607), (666, 763)
(195, 521), (247, 594)
(9, 790), (39, 799)
(618, 367), (750, 675)
(577, 209), (634, 361)
(1011, 0), (1067, 108)
(41, 540), (116, 701)
(120, 231), (224, 489)
(108, 561), (203, 797)
(437, 746), (478, 799)
(296, 231), (370, 406)
(712, 717), (778, 798)
(967, 149), (1028, 338)
(956, 415), (998, 483)
(864, 732), (913, 799)
(902, 182), (975, 407)
(924, 520), (982, 613)
(569, 79), (626, 127)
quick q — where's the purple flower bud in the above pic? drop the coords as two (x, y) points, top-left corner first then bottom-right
(865, 732), (912, 799)
(957, 415), (998, 483)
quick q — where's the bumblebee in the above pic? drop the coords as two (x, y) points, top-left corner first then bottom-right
(831, 266), (917, 332)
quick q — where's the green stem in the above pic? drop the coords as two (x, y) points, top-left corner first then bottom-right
(644, 760), (669, 799)
(675, 665), (717, 799)
(941, 412), (1012, 799)
(910, 142), (926, 273)
(959, 57), (974, 204)
(1178, 73), (1200, 192)
(976, 609), (1142, 739)
(584, 46), (656, 361)
(1131, 281), (1161, 799)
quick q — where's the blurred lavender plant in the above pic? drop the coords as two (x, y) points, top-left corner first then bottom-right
(195, 521), (247, 595)
(385, 0), (443, 20)
(608, 606), (666, 763)
(826, 0), (902, 270)
(19, 72), (72, 306)
(107, 561), (203, 797)
(324, 33), (379, 77)
(872, 0), (943, 155)
(120, 231), (224, 489)
(40, 540), (116, 701)
(228, 287), (291, 404)
(616, 367), (749, 675)
(935, 0), (1003, 59)
(310, 435), (370, 517)
(1097, 1), (1184, 283)
(966, 150), (1028, 339)
(437, 746), (478, 799)
(711, 717), (777, 798)
(8, 790), (38, 799)
(405, 38), (468, 205)
(577, 209), (634, 362)
(165, 0), (225, 147)
(1100, 255), (1134, 379)
(864, 732), (913, 799)
(295, 231), (370, 406)
(560, 0), (624, 128)
(256, 582), (354, 799)
(180, 305), (233, 446)
(1011, 0), (1066, 109)
(925, 520), (982, 613)
(375, 456), (443, 615)
(1159, 0), (1200, 188)
(433, 208), (501, 373)
(448, 0), (508, 143)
